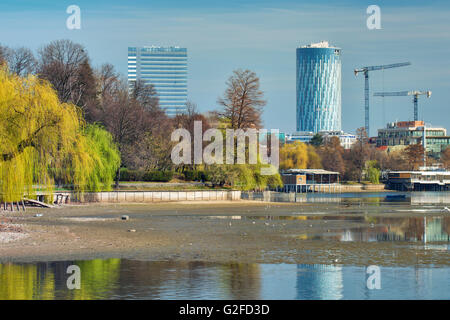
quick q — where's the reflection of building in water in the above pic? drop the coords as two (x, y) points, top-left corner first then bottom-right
(380, 217), (449, 243)
(340, 228), (380, 242)
(296, 264), (343, 299)
(410, 192), (450, 205)
(424, 217), (450, 242)
(337, 217), (450, 243)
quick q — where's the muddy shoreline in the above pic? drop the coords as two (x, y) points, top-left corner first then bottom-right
(1, 201), (449, 266)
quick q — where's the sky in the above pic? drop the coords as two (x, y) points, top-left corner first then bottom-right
(1, 0), (449, 136)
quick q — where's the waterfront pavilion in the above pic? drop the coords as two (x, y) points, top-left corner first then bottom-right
(280, 169), (340, 193)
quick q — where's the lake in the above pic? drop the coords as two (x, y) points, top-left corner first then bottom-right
(1, 191), (449, 300)
(0, 259), (449, 300)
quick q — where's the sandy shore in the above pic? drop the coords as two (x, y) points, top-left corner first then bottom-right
(1, 200), (449, 266)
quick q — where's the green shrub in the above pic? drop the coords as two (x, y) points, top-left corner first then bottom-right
(143, 171), (174, 182)
(201, 171), (211, 182)
(368, 168), (380, 184)
(119, 168), (144, 181)
(365, 160), (381, 184)
(119, 168), (130, 181)
(184, 170), (210, 182)
(183, 170), (196, 181)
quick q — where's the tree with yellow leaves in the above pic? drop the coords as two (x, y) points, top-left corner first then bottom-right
(280, 141), (322, 170)
(280, 141), (308, 169)
(0, 67), (120, 202)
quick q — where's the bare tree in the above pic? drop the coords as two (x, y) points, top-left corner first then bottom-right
(130, 79), (159, 112)
(37, 39), (90, 105)
(172, 101), (211, 171)
(0, 45), (5, 63)
(96, 63), (121, 102)
(91, 65), (174, 178)
(3, 47), (37, 76)
(217, 69), (266, 129)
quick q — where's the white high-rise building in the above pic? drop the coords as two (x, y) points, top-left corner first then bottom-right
(128, 46), (187, 116)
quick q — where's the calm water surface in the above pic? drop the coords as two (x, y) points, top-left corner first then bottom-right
(1, 192), (449, 300)
(0, 260), (449, 300)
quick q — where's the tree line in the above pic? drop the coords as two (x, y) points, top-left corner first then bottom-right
(0, 40), (283, 198)
(2, 39), (448, 200)
(280, 128), (450, 183)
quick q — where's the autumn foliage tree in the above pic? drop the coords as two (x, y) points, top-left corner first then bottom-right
(90, 64), (173, 179)
(344, 127), (372, 182)
(318, 136), (345, 174)
(442, 147), (450, 170)
(404, 143), (425, 170)
(280, 141), (322, 170)
(280, 142), (308, 169)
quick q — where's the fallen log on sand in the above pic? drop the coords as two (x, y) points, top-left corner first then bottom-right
(23, 198), (55, 208)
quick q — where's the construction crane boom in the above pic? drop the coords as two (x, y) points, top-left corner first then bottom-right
(354, 62), (411, 135)
(373, 91), (410, 97)
(373, 90), (432, 121)
(354, 62), (412, 74)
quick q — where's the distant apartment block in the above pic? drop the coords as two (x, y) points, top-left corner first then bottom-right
(296, 41), (342, 132)
(376, 121), (450, 156)
(128, 46), (187, 116)
(286, 131), (356, 149)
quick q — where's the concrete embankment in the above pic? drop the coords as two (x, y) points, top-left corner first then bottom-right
(50, 190), (241, 203)
(340, 184), (387, 192)
(28, 183), (386, 206)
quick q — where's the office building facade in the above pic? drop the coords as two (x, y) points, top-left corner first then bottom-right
(286, 130), (356, 149)
(376, 120), (450, 157)
(296, 41), (342, 132)
(128, 46), (187, 116)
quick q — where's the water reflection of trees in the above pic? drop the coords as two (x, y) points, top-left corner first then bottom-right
(114, 260), (261, 299)
(116, 260), (214, 299)
(218, 263), (261, 299)
(0, 263), (54, 299)
(0, 259), (120, 300)
(0, 259), (262, 300)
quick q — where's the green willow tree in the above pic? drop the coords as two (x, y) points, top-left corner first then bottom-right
(0, 67), (120, 202)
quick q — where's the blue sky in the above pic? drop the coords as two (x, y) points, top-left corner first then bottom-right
(1, 0), (449, 136)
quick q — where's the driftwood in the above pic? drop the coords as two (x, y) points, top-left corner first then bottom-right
(1, 194), (68, 211)
(23, 198), (55, 208)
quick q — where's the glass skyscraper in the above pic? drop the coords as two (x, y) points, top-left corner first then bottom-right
(128, 46), (187, 116)
(296, 41), (341, 132)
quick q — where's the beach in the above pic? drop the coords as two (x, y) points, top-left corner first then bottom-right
(1, 200), (449, 266)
